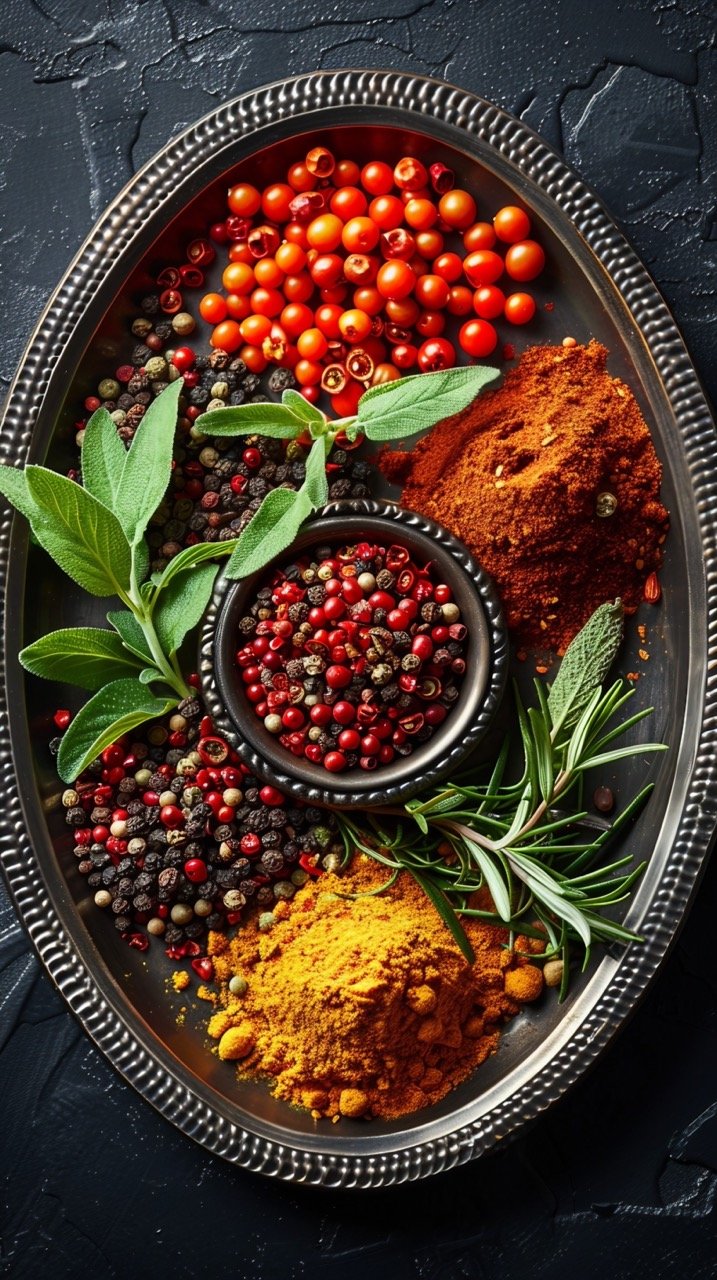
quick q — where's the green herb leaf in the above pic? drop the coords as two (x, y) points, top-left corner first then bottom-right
(19, 627), (145, 690)
(225, 486), (313, 580)
(23, 467), (132, 597)
(195, 402), (305, 438)
(81, 407), (127, 512)
(356, 366), (500, 441)
(56, 679), (175, 783)
(0, 465), (44, 524)
(548, 600), (624, 740)
(138, 667), (165, 684)
(153, 561), (220, 655)
(408, 867), (475, 964)
(303, 436), (329, 508)
(150, 538), (239, 592)
(107, 610), (154, 664)
(281, 388), (325, 425)
(115, 379), (182, 546)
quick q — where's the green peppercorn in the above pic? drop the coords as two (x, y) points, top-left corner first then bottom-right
(285, 440), (306, 462)
(228, 975), (248, 997)
(291, 869), (309, 888)
(172, 311), (196, 336)
(170, 903), (194, 925)
(193, 899), (213, 917)
(198, 446), (219, 468)
(144, 356), (168, 380)
(147, 917), (166, 937)
(273, 880), (295, 900)
(210, 381), (229, 400)
(98, 378), (121, 400)
(131, 317), (153, 338)
(258, 911), (276, 932)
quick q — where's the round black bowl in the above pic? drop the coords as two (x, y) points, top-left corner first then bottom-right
(200, 499), (509, 808)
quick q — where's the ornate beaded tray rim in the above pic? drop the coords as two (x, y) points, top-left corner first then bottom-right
(1, 70), (716, 1189)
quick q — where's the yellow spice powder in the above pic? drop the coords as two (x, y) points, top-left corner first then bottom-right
(206, 857), (543, 1121)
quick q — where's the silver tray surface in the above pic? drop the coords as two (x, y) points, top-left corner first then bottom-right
(1, 70), (716, 1189)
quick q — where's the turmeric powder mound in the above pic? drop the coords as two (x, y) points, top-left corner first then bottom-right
(207, 857), (538, 1121)
(381, 341), (669, 653)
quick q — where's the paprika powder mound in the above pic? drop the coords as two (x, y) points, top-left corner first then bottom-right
(381, 341), (669, 653)
(205, 858), (542, 1120)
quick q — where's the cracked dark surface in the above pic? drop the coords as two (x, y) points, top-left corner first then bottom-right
(1, 2), (716, 1276)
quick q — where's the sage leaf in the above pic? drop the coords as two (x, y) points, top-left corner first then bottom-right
(281, 388), (325, 425)
(154, 561), (220, 655)
(81, 407), (127, 512)
(548, 600), (624, 740)
(19, 627), (145, 691)
(138, 667), (166, 685)
(357, 366), (500, 441)
(107, 609), (154, 664)
(24, 466), (132, 597)
(303, 435), (329, 508)
(195, 402), (304, 438)
(151, 537), (239, 591)
(115, 378), (183, 545)
(56, 678), (175, 783)
(225, 486), (313, 580)
(0, 465), (43, 524)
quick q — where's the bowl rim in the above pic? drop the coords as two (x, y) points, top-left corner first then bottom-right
(201, 498), (508, 808)
(1, 69), (716, 1189)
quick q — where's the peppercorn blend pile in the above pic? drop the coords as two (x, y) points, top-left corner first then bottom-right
(381, 341), (669, 653)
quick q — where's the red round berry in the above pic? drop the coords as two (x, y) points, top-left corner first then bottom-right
(332, 701), (356, 725)
(259, 785), (285, 806)
(53, 708), (72, 730)
(310, 704), (332, 726)
(240, 833), (261, 855)
(160, 805), (183, 828)
(325, 664), (352, 690)
(242, 447), (261, 469)
(323, 750), (347, 772)
(338, 728), (361, 750)
(184, 858), (208, 883)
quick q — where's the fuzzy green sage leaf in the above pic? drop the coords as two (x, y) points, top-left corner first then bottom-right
(225, 486), (313, 580)
(81, 407), (127, 513)
(548, 599), (624, 741)
(114, 378), (183, 546)
(19, 627), (145, 691)
(195, 401), (305, 438)
(22, 466), (132, 598)
(153, 561), (220, 656)
(57, 679), (176, 783)
(281, 388), (325, 425)
(355, 365), (500, 441)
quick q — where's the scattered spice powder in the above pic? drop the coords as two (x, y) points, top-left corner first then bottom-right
(205, 858), (543, 1120)
(381, 341), (669, 653)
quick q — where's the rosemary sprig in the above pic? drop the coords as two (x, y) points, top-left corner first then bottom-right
(338, 601), (667, 989)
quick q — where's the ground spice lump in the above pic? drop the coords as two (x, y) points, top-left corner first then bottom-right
(205, 858), (542, 1120)
(381, 341), (669, 653)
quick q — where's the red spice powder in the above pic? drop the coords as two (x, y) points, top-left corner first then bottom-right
(381, 341), (669, 653)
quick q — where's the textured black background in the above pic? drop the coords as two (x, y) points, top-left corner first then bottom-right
(1, 3), (717, 1277)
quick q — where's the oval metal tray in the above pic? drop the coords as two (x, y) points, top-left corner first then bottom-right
(1, 70), (716, 1189)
